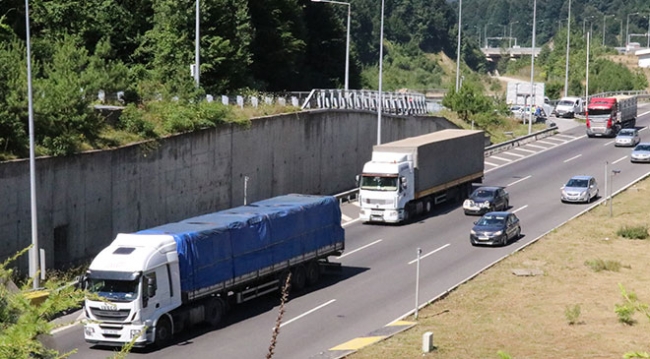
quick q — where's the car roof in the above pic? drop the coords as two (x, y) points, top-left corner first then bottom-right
(568, 175), (593, 180)
(474, 186), (504, 191)
(482, 211), (511, 216)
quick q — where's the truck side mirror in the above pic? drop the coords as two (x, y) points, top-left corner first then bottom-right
(400, 177), (407, 188)
(355, 175), (360, 186)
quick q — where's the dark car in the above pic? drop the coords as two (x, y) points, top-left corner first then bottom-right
(463, 186), (509, 215)
(470, 211), (521, 246)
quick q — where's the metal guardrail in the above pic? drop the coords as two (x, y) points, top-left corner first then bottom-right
(333, 125), (559, 202)
(301, 89), (428, 115)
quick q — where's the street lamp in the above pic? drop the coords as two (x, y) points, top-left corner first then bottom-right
(311, 0), (351, 91)
(377, 0), (385, 145)
(455, 0), (462, 92)
(564, 0), (571, 97)
(528, 0), (537, 135)
(582, 16), (594, 35)
(603, 14), (615, 46)
(509, 21), (519, 48)
(626, 12), (639, 47)
(194, 0), (200, 88)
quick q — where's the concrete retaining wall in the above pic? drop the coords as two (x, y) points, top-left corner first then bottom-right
(0, 110), (458, 274)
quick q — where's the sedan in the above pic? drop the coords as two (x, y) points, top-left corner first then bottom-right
(470, 211), (521, 246)
(560, 175), (599, 203)
(631, 143), (650, 163)
(615, 128), (640, 147)
(463, 186), (509, 215)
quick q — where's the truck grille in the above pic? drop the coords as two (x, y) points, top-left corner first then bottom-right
(362, 198), (393, 205)
(89, 307), (132, 321)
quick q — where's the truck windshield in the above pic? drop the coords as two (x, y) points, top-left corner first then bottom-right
(588, 109), (611, 116)
(87, 278), (139, 302)
(360, 175), (398, 191)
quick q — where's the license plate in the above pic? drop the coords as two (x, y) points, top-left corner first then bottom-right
(103, 329), (119, 335)
(478, 236), (489, 241)
(371, 210), (382, 216)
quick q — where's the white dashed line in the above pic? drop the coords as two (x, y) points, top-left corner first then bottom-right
(507, 175), (532, 187)
(612, 156), (627, 164)
(279, 299), (336, 328)
(490, 156), (513, 162)
(603, 140), (615, 146)
(408, 244), (450, 265)
(337, 239), (383, 258)
(512, 205), (528, 213)
(563, 154), (582, 163)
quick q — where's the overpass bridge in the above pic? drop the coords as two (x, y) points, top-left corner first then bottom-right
(482, 47), (542, 61)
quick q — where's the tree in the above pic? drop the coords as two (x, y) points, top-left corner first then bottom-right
(442, 82), (493, 123)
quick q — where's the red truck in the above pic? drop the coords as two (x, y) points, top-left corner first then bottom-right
(585, 95), (637, 138)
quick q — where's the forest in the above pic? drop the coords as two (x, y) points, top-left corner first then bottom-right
(1, 0), (649, 159)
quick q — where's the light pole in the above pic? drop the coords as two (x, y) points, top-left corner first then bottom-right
(377, 0), (384, 145)
(627, 12), (639, 47)
(312, 0), (351, 91)
(509, 21), (519, 48)
(582, 16), (594, 36)
(194, 0), (200, 88)
(25, 0), (40, 289)
(603, 14), (615, 46)
(586, 29), (590, 106)
(564, 0), (571, 97)
(484, 23), (491, 48)
(646, 14), (650, 48)
(609, 169), (621, 217)
(528, 0), (537, 135)
(455, 0), (462, 92)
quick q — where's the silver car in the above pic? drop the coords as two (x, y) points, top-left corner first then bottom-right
(631, 143), (650, 163)
(561, 175), (599, 203)
(615, 128), (640, 147)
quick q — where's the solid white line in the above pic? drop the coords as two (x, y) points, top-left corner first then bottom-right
(341, 213), (352, 221)
(536, 140), (557, 146)
(500, 152), (525, 158)
(408, 243), (450, 265)
(342, 218), (361, 227)
(484, 161), (500, 167)
(525, 144), (548, 150)
(50, 313), (85, 334)
(640, 127), (649, 132)
(513, 148), (537, 154)
(337, 239), (382, 258)
(612, 156), (627, 164)
(279, 299), (336, 328)
(563, 154), (582, 163)
(507, 175), (532, 187)
(603, 140), (615, 146)
(512, 205), (528, 213)
(490, 156), (513, 162)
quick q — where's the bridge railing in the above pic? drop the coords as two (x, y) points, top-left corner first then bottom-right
(300, 89), (429, 115)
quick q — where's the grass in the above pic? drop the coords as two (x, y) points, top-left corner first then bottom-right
(350, 180), (650, 358)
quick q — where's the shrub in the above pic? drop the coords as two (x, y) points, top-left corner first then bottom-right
(118, 104), (156, 138)
(584, 258), (621, 272)
(616, 303), (636, 325)
(617, 225), (649, 240)
(565, 304), (581, 325)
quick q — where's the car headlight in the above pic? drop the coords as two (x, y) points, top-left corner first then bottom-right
(470, 229), (476, 235)
(464, 199), (472, 206)
(481, 201), (490, 208)
(493, 230), (503, 236)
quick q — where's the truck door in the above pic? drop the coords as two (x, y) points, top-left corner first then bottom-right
(140, 266), (173, 322)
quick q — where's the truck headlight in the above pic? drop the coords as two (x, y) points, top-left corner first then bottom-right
(130, 329), (143, 339)
(85, 327), (95, 336)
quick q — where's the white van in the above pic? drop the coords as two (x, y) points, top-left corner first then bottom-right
(553, 97), (584, 118)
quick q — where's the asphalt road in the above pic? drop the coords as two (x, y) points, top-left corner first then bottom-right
(52, 105), (650, 358)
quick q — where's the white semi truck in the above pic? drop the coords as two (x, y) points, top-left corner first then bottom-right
(357, 129), (485, 223)
(82, 194), (344, 348)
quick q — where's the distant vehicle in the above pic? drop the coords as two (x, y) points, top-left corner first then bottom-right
(470, 211), (521, 246)
(560, 175), (599, 203)
(586, 96), (637, 138)
(630, 143), (650, 163)
(553, 96), (584, 118)
(615, 128), (641, 147)
(463, 186), (509, 215)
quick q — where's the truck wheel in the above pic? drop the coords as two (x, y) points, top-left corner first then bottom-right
(154, 316), (172, 348)
(205, 297), (225, 327)
(306, 261), (321, 286)
(291, 265), (307, 291)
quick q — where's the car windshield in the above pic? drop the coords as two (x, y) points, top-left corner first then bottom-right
(477, 215), (506, 226)
(635, 145), (650, 151)
(558, 100), (573, 106)
(566, 178), (588, 188)
(470, 189), (495, 200)
(87, 278), (139, 302)
(360, 175), (398, 191)
(618, 130), (635, 137)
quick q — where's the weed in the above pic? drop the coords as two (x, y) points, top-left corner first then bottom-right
(616, 303), (637, 325)
(617, 225), (649, 240)
(584, 258), (621, 272)
(565, 304), (582, 325)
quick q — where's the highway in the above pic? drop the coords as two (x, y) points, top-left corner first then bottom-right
(52, 105), (650, 358)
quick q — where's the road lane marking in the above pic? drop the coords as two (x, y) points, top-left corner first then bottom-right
(563, 154), (582, 163)
(513, 148), (536, 154)
(342, 218), (360, 227)
(490, 156), (513, 162)
(338, 239), (383, 258)
(612, 156), (627, 164)
(408, 243), (450, 265)
(555, 134), (576, 140)
(543, 138), (567, 143)
(603, 140), (615, 146)
(507, 175), (532, 187)
(485, 161), (499, 167)
(341, 213), (352, 221)
(525, 144), (547, 150)
(512, 205), (528, 213)
(536, 140), (557, 146)
(279, 299), (336, 328)
(500, 152), (525, 158)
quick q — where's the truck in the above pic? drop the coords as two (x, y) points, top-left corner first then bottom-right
(82, 194), (345, 348)
(553, 96), (585, 118)
(586, 95), (637, 138)
(506, 81), (552, 120)
(357, 129), (485, 223)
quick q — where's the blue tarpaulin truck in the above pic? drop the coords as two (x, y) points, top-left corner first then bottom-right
(83, 194), (345, 348)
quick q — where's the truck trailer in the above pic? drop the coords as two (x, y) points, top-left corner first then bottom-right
(83, 194), (345, 348)
(357, 129), (485, 223)
(586, 95), (637, 137)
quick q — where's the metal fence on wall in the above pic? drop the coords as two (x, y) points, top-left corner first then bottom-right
(300, 89), (428, 115)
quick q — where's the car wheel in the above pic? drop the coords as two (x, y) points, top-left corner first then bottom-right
(515, 226), (521, 240)
(501, 234), (509, 246)
(503, 200), (509, 210)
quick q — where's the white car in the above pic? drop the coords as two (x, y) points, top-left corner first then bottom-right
(615, 128), (640, 147)
(561, 175), (599, 203)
